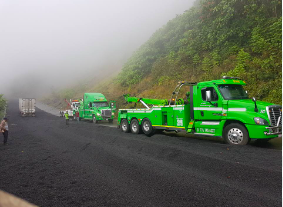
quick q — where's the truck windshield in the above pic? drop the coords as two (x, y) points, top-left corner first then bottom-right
(218, 84), (249, 100)
(93, 102), (108, 107)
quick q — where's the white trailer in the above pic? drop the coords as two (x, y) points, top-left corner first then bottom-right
(19, 98), (36, 116)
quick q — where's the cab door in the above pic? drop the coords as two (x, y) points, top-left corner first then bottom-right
(84, 102), (92, 119)
(195, 85), (223, 121)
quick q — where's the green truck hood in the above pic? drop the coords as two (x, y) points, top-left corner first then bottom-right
(227, 99), (280, 124)
(228, 99), (275, 110)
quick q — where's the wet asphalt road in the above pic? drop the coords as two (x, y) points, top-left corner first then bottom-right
(0, 100), (281, 207)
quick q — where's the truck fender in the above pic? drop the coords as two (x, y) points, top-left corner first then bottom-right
(222, 120), (249, 136)
(130, 117), (142, 125)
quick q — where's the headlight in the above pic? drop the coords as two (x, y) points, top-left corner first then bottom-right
(254, 117), (269, 125)
(112, 112), (114, 115)
(97, 113), (101, 116)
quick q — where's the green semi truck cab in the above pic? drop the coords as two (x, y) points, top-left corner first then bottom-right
(118, 77), (282, 145)
(79, 93), (116, 123)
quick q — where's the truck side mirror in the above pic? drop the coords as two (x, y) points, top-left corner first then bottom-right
(111, 102), (114, 108)
(252, 97), (258, 112)
(206, 91), (211, 102)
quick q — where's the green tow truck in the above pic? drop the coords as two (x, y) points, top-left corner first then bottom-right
(118, 77), (282, 145)
(79, 93), (116, 123)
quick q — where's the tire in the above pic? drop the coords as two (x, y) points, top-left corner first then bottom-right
(142, 118), (155, 136)
(223, 123), (249, 145)
(92, 115), (98, 124)
(121, 119), (130, 133)
(130, 119), (141, 134)
(108, 119), (113, 123)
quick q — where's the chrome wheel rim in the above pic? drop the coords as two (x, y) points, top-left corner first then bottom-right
(228, 128), (243, 144)
(143, 121), (150, 132)
(122, 121), (128, 131)
(132, 122), (138, 132)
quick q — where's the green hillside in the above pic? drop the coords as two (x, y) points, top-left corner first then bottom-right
(116, 0), (281, 103)
(45, 0), (282, 108)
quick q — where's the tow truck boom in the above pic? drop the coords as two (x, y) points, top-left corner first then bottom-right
(123, 94), (168, 109)
(64, 99), (71, 108)
(123, 81), (196, 108)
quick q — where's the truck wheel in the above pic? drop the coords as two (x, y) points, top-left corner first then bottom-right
(130, 119), (141, 134)
(142, 118), (155, 136)
(223, 123), (249, 145)
(92, 115), (98, 124)
(121, 119), (130, 133)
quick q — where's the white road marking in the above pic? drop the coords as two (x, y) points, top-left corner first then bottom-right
(99, 125), (117, 128)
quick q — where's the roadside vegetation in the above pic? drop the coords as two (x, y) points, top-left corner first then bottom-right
(44, 0), (282, 109)
(0, 95), (6, 119)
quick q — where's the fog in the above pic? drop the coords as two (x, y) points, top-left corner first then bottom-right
(0, 0), (194, 98)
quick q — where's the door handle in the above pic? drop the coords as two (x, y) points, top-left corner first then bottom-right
(201, 111), (204, 117)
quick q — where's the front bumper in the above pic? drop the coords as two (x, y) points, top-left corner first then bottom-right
(96, 116), (114, 121)
(264, 126), (282, 135)
(246, 124), (279, 139)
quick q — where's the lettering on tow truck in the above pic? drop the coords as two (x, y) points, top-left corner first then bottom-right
(205, 128), (215, 133)
(212, 113), (223, 116)
(197, 128), (215, 133)
(177, 118), (183, 126)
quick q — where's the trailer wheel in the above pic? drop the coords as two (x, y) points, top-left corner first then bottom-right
(121, 119), (130, 133)
(130, 119), (141, 134)
(142, 118), (155, 136)
(108, 119), (113, 123)
(92, 115), (98, 124)
(223, 123), (249, 145)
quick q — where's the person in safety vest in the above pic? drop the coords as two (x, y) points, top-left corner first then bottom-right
(64, 111), (69, 126)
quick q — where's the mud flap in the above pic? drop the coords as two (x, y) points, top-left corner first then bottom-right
(187, 120), (194, 133)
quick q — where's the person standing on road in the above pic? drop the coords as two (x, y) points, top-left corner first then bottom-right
(75, 111), (79, 123)
(64, 111), (69, 126)
(0, 118), (9, 145)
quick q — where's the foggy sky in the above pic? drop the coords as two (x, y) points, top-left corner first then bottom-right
(0, 0), (194, 97)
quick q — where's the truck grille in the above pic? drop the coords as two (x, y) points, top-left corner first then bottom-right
(101, 109), (112, 118)
(267, 106), (282, 126)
